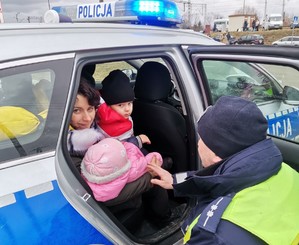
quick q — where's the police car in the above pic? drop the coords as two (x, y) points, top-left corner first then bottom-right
(0, 0), (299, 244)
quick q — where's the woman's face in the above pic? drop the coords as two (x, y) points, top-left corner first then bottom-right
(70, 94), (96, 130)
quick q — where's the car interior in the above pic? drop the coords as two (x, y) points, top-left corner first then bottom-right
(67, 60), (193, 243)
(0, 71), (54, 162)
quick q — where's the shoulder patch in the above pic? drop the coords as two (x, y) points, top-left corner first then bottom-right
(197, 194), (234, 233)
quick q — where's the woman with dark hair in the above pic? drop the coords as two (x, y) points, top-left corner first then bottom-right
(67, 77), (104, 158)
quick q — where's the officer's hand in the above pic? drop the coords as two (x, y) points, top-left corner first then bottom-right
(147, 163), (174, 190)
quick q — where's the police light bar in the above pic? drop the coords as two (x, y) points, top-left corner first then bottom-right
(44, 0), (182, 27)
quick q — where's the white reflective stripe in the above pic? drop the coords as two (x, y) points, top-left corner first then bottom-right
(0, 156), (56, 197)
(24, 181), (54, 199)
(175, 172), (188, 184)
(0, 193), (16, 208)
(267, 114), (275, 119)
(288, 107), (294, 113)
(267, 106), (299, 120)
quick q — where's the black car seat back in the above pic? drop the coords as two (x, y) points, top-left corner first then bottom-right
(132, 61), (188, 172)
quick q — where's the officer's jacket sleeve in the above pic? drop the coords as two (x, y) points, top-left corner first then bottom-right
(172, 171), (198, 197)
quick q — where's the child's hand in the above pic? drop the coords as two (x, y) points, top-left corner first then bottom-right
(147, 160), (174, 189)
(139, 134), (151, 144)
(147, 155), (160, 177)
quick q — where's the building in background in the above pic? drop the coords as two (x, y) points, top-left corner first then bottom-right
(228, 14), (257, 32)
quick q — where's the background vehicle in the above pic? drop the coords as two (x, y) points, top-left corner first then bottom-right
(228, 35), (237, 45)
(213, 18), (229, 32)
(290, 22), (299, 29)
(234, 34), (264, 45)
(263, 13), (283, 30)
(272, 36), (299, 46)
(1, 2), (299, 244)
(213, 33), (224, 42)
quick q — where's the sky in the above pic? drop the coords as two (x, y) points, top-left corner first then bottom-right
(1, 0), (299, 23)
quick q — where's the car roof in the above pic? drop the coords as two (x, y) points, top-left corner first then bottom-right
(0, 23), (217, 62)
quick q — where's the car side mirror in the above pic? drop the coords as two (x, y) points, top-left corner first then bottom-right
(283, 85), (299, 105)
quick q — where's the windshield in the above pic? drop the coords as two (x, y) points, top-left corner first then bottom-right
(269, 16), (282, 21)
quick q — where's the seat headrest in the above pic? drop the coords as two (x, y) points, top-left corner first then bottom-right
(134, 62), (172, 101)
(82, 64), (96, 88)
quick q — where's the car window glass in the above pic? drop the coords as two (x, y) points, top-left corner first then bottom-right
(94, 61), (136, 82)
(0, 59), (73, 162)
(202, 60), (299, 143)
(93, 58), (166, 87)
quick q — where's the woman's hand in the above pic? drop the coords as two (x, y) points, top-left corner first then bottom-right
(147, 161), (174, 190)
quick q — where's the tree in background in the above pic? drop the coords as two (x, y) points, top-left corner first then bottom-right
(234, 6), (260, 16)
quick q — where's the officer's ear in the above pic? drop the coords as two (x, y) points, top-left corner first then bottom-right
(212, 155), (222, 164)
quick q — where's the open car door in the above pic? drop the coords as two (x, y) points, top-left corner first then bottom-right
(189, 45), (299, 172)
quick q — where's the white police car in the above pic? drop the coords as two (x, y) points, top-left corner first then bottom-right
(0, 1), (299, 244)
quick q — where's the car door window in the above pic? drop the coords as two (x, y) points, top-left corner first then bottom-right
(93, 61), (137, 82)
(202, 60), (299, 143)
(0, 59), (73, 162)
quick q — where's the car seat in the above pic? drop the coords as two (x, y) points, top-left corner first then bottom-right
(82, 64), (96, 88)
(132, 61), (188, 172)
(1, 73), (38, 114)
(33, 79), (52, 113)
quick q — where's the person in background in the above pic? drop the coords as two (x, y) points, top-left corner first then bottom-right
(252, 19), (256, 31)
(148, 96), (299, 244)
(256, 19), (260, 31)
(243, 19), (248, 31)
(226, 31), (231, 44)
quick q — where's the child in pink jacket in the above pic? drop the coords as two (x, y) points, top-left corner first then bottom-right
(81, 138), (162, 202)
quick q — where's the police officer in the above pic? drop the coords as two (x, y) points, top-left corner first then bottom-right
(148, 96), (299, 245)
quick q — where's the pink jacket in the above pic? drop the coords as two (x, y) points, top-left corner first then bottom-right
(83, 142), (162, 202)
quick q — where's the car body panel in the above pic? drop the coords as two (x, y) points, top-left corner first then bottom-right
(0, 23), (217, 62)
(0, 179), (111, 244)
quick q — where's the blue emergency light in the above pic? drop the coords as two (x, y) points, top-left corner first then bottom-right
(44, 0), (181, 27)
